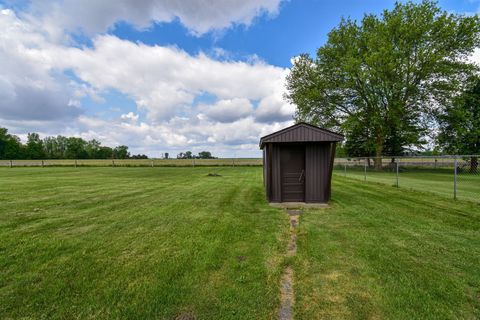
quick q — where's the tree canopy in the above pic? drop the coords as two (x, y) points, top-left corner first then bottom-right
(437, 76), (480, 171)
(286, 0), (480, 166)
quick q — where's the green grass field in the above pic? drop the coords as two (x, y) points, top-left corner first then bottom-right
(0, 167), (287, 319)
(295, 177), (480, 319)
(1, 167), (479, 319)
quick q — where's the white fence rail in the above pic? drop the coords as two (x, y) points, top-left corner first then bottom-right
(0, 158), (263, 167)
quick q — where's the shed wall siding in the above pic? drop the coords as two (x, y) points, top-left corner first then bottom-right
(325, 142), (337, 201)
(263, 148), (267, 189)
(270, 144), (282, 202)
(305, 143), (330, 202)
(265, 142), (336, 203)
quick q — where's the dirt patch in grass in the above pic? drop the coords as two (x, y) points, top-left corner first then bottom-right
(323, 271), (342, 281)
(175, 311), (196, 320)
(287, 215), (299, 257)
(287, 210), (302, 216)
(278, 210), (301, 319)
(237, 255), (247, 262)
(278, 266), (295, 320)
(206, 173), (222, 177)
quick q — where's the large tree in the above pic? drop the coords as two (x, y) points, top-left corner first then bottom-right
(286, 0), (480, 168)
(26, 133), (45, 160)
(65, 137), (88, 159)
(85, 139), (102, 159)
(43, 135), (68, 159)
(113, 145), (130, 159)
(437, 77), (480, 172)
(198, 151), (214, 159)
(0, 128), (23, 159)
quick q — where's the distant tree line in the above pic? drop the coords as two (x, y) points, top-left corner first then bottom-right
(177, 151), (216, 159)
(0, 128), (148, 160)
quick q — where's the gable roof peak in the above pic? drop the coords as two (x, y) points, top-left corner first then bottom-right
(259, 122), (344, 149)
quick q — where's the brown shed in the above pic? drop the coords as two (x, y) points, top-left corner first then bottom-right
(260, 122), (344, 203)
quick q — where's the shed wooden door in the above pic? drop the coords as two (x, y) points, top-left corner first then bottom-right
(280, 146), (305, 202)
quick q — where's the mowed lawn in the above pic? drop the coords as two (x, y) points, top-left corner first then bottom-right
(295, 178), (480, 319)
(1, 167), (479, 319)
(0, 167), (288, 319)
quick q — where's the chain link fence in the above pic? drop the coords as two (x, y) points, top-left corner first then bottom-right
(333, 155), (479, 203)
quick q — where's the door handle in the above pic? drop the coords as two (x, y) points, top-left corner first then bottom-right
(299, 170), (304, 182)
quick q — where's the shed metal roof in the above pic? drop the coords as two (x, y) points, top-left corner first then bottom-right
(259, 122), (344, 149)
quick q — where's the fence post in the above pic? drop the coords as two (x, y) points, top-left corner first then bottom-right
(364, 158), (367, 181)
(75, 159), (77, 168)
(41, 160), (44, 168)
(112, 159), (115, 167)
(344, 163), (347, 177)
(233, 158), (235, 167)
(453, 156), (457, 200)
(396, 160), (399, 188)
(10, 160), (12, 168)
(151, 159), (154, 167)
(193, 158), (195, 167)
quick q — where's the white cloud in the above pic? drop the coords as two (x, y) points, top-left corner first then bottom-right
(120, 112), (139, 122)
(0, 4), (295, 157)
(46, 35), (293, 123)
(0, 9), (82, 121)
(254, 71), (295, 123)
(200, 98), (253, 122)
(73, 114), (293, 157)
(23, 0), (283, 38)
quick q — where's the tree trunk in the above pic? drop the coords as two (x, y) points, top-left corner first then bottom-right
(373, 134), (384, 170)
(470, 156), (478, 173)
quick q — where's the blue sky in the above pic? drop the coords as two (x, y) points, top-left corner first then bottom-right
(0, 0), (478, 157)
(111, 0), (479, 67)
